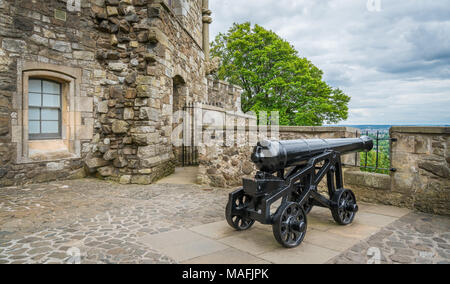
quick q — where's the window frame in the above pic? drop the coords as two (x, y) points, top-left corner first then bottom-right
(28, 78), (62, 140)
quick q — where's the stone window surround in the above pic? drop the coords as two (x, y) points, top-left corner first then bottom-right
(12, 61), (85, 164)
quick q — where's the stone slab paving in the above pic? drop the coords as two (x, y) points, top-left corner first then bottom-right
(328, 212), (450, 264)
(0, 179), (227, 264)
(0, 178), (449, 264)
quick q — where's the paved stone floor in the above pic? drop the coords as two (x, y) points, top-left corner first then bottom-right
(0, 177), (449, 264)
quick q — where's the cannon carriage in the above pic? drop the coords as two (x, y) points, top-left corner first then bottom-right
(225, 137), (374, 248)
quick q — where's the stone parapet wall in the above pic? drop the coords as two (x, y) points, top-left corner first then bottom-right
(206, 78), (243, 112)
(345, 126), (450, 215)
(198, 126), (360, 187)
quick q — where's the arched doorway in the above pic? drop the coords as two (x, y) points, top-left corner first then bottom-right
(171, 75), (199, 167)
(172, 75), (187, 166)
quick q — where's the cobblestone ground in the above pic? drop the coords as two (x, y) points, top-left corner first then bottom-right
(0, 179), (228, 264)
(329, 212), (450, 264)
(0, 178), (449, 264)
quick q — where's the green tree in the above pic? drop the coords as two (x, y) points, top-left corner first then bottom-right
(211, 22), (350, 126)
(360, 150), (391, 174)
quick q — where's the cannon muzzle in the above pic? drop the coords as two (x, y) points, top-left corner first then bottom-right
(251, 136), (373, 173)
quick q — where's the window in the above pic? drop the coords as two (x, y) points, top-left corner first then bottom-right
(28, 79), (62, 140)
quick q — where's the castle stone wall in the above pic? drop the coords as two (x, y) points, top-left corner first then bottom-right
(197, 126), (360, 187)
(345, 126), (450, 215)
(0, 0), (100, 186)
(0, 0), (212, 186)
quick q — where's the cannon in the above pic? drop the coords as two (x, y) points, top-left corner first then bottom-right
(225, 137), (374, 248)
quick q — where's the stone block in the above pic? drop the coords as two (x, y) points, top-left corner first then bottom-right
(135, 98), (148, 106)
(125, 72), (137, 85)
(110, 86), (123, 99)
(137, 145), (156, 158)
(79, 124), (94, 140)
(111, 34), (118, 46)
(125, 88), (136, 99)
(0, 49), (12, 72)
(30, 34), (48, 46)
(76, 97), (93, 112)
(107, 0), (120, 5)
(84, 157), (109, 173)
(394, 135), (415, 153)
(46, 162), (64, 171)
(137, 31), (149, 43)
(139, 107), (159, 121)
(73, 51), (95, 60)
(392, 173), (415, 194)
(141, 156), (161, 168)
(2, 39), (26, 53)
(13, 16), (34, 32)
(136, 84), (150, 97)
(391, 151), (415, 171)
(414, 136), (430, 154)
(344, 171), (391, 190)
(123, 108), (134, 120)
(49, 40), (71, 53)
(119, 175), (131, 184)
(136, 76), (155, 85)
(113, 156), (128, 168)
(112, 120), (129, 134)
(0, 116), (8, 136)
(418, 159), (449, 178)
(103, 149), (118, 161)
(106, 6), (119, 16)
(68, 168), (87, 180)
(97, 166), (117, 177)
(98, 100), (109, 113)
(131, 175), (152, 185)
(129, 41), (138, 48)
(131, 126), (155, 133)
(108, 62), (127, 72)
(132, 134), (149, 145)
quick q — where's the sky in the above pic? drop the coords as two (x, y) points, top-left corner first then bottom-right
(209, 0), (450, 125)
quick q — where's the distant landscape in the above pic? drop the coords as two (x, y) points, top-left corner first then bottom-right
(331, 125), (449, 135)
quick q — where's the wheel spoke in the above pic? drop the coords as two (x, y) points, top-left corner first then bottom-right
(292, 231), (300, 242)
(233, 216), (241, 226)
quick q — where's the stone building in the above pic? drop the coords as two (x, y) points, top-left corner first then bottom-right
(0, 0), (246, 186)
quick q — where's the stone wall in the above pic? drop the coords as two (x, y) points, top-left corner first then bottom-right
(0, 0), (211, 186)
(170, 0), (202, 48)
(199, 125), (450, 215)
(0, 0), (100, 186)
(206, 78), (243, 112)
(345, 126), (450, 215)
(198, 126), (360, 187)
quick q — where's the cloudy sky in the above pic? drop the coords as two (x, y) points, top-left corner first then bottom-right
(209, 0), (450, 125)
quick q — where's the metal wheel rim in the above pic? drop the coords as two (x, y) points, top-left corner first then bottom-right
(226, 193), (254, 230)
(337, 190), (356, 224)
(275, 203), (307, 247)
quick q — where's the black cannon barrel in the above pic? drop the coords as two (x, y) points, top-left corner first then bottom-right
(251, 136), (374, 173)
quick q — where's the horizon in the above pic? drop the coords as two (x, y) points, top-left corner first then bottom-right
(329, 124), (450, 126)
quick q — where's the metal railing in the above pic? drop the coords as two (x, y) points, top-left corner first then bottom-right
(347, 131), (397, 174)
(181, 102), (199, 167)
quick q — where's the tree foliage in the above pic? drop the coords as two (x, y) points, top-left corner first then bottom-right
(211, 23), (350, 126)
(360, 133), (391, 175)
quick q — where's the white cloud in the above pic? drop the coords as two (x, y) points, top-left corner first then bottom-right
(209, 0), (450, 125)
